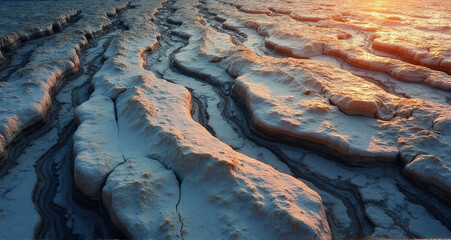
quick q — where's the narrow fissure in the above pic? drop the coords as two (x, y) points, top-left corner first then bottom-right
(145, 1), (372, 238)
(175, 175), (185, 240)
(27, 9), (129, 239)
(143, 0), (451, 238)
(2, 0), (447, 239)
(0, 11), (83, 82)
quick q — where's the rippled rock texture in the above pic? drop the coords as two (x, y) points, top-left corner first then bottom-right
(0, 0), (450, 239)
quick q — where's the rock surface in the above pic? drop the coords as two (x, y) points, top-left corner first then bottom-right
(0, 0), (130, 168)
(102, 158), (181, 239)
(114, 76), (330, 239)
(73, 95), (124, 199)
(0, 0), (450, 238)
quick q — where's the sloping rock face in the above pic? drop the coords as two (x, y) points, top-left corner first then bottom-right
(73, 0), (331, 238)
(102, 158), (181, 239)
(73, 95), (124, 199)
(111, 76), (330, 239)
(1, 0), (450, 238)
(171, 0), (451, 196)
(0, 0), (130, 169)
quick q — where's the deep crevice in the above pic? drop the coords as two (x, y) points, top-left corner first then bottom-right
(26, 9), (128, 239)
(145, 1), (373, 237)
(174, 175), (185, 240)
(0, 10), (83, 52)
(143, 1), (451, 238)
(0, 12), (83, 82)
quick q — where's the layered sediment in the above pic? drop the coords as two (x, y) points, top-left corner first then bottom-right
(0, 0), (450, 238)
